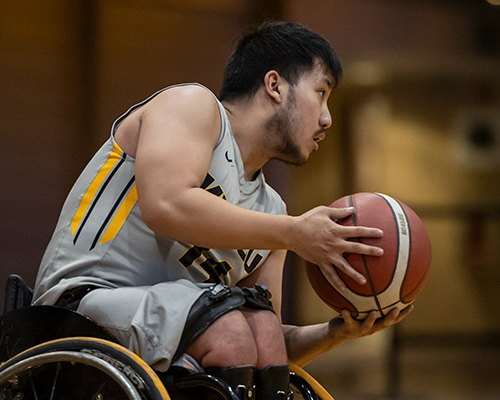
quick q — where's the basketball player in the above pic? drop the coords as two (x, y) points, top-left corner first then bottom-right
(33, 21), (412, 399)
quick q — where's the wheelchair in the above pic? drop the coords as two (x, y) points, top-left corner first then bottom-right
(0, 275), (334, 400)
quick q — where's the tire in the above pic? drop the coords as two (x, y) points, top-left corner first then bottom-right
(0, 337), (170, 400)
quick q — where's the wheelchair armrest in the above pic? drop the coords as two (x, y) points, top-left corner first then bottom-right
(3, 274), (34, 314)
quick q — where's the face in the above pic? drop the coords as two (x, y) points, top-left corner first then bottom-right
(266, 62), (333, 166)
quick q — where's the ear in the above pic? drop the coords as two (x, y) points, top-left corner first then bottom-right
(263, 70), (283, 104)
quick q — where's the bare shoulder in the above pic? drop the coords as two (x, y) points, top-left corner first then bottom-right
(144, 84), (220, 122)
(115, 85), (220, 157)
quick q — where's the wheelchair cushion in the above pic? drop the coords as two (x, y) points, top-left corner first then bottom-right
(3, 274), (34, 314)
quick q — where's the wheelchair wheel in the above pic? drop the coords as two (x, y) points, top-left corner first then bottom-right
(0, 337), (170, 400)
(289, 362), (334, 400)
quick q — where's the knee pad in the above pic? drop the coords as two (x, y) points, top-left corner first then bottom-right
(256, 365), (291, 400)
(205, 365), (256, 400)
(173, 284), (274, 362)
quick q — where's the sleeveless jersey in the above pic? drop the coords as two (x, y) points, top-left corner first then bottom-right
(33, 83), (287, 305)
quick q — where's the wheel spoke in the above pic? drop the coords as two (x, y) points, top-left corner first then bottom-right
(49, 362), (61, 400)
(29, 369), (39, 400)
(92, 381), (107, 400)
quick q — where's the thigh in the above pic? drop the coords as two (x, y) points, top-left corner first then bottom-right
(77, 279), (206, 371)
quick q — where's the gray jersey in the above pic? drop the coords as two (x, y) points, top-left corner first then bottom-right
(33, 83), (286, 305)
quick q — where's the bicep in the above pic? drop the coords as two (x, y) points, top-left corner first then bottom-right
(134, 86), (221, 224)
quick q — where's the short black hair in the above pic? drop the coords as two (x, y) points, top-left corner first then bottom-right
(219, 21), (342, 102)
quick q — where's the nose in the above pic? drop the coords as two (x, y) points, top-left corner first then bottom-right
(320, 105), (332, 129)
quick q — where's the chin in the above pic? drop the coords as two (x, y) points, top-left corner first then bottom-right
(273, 154), (307, 166)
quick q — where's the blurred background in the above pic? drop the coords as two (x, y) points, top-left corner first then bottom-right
(1, 0), (499, 399)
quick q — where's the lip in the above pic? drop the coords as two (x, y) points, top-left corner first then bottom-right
(314, 130), (326, 142)
(312, 130), (325, 151)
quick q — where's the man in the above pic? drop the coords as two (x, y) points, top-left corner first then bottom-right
(33, 21), (411, 399)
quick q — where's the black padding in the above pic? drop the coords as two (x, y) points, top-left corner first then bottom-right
(3, 274), (34, 314)
(205, 365), (256, 400)
(256, 365), (290, 400)
(0, 305), (118, 363)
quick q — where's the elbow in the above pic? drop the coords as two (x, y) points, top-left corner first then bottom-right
(138, 199), (176, 236)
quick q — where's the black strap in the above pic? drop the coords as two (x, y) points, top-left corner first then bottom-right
(172, 284), (274, 362)
(54, 285), (99, 311)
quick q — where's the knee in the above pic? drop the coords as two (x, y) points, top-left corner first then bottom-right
(187, 310), (258, 368)
(242, 309), (288, 369)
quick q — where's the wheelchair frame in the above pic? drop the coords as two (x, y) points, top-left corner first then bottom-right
(0, 275), (333, 400)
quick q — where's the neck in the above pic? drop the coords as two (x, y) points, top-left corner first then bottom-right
(222, 99), (271, 181)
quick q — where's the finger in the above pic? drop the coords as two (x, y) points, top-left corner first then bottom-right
(380, 308), (401, 327)
(393, 304), (414, 324)
(330, 256), (367, 285)
(340, 309), (361, 331)
(319, 263), (347, 291)
(340, 225), (384, 239)
(327, 207), (355, 220)
(341, 309), (357, 323)
(342, 241), (384, 257)
(362, 311), (378, 330)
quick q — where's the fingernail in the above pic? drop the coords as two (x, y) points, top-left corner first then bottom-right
(359, 276), (366, 284)
(376, 248), (384, 256)
(345, 207), (354, 212)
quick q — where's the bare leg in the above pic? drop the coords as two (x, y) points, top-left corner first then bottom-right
(240, 309), (287, 370)
(186, 308), (287, 369)
(187, 309), (258, 368)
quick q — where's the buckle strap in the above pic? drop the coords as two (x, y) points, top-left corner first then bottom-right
(172, 284), (275, 363)
(54, 285), (99, 311)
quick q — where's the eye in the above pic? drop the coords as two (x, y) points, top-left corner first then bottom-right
(319, 90), (326, 98)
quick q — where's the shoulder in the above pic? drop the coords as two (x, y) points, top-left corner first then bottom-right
(146, 84), (220, 118)
(139, 84), (222, 143)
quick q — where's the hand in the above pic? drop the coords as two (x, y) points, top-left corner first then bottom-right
(328, 305), (414, 342)
(292, 206), (384, 290)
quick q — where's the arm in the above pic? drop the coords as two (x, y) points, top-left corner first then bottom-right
(235, 248), (413, 367)
(236, 249), (287, 321)
(134, 85), (382, 286)
(283, 306), (413, 367)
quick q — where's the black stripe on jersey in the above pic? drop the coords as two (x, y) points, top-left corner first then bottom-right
(73, 153), (127, 245)
(89, 175), (136, 251)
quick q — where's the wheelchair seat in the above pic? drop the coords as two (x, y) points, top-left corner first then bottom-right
(0, 275), (334, 400)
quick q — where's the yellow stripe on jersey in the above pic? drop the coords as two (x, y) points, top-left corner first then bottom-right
(99, 184), (138, 246)
(71, 142), (123, 236)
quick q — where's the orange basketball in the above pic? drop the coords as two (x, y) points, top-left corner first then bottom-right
(305, 192), (432, 319)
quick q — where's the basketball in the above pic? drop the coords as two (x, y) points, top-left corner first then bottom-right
(305, 192), (432, 319)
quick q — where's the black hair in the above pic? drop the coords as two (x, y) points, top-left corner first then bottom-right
(218, 21), (342, 102)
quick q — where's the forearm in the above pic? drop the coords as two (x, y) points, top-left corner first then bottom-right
(284, 307), (414, 367)
(141, 187), (294, 251)
(282, 321), (349, 367)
